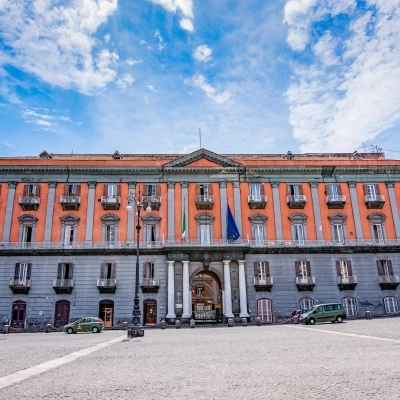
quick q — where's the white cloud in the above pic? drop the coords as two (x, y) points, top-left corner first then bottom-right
(126, 59), (142, 66)
(285, 0), (400, 152)
(154, 30), (166, 51)
(184, 73), (231, 104)
(36, 120), (53, 127)
(116, 74), (135, 90)
(2, 140), (14, 148)
(147, 85), (158, 92)
(193, 45), (212, 62)
(104, 34), (111, 43)
(149, 0), (194, 32)
(0, 0), (119, 95)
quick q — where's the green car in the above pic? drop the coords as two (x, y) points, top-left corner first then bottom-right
(63, 317), (104, 334)
(299, 303), (346, 325)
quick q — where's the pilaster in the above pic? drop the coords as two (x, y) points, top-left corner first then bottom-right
(348, 181), (363, 239)
(85, 181), (97, 242)
(271, 182), (283, 240)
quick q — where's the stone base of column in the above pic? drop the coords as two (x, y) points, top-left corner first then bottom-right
(166, 315), (176, 325)
(224, 313), (234, 318)
(239, 313), (250, 318)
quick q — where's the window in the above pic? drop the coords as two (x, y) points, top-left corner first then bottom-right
(107, 184), (118, 197)
(327, 184), (340, 198)
(100, 263), (116, 281)
(142, 214), (161, 247)
(372, 224), (384, 244)
(106, 226), (115, 242)
(368, 213), (386, 244)
(57, 263), (74, 280)
(294, 224), (304, 244)
(377, 259), (393, 277)
(288, 184), (302, 198)
(60, 215), (79, 245)
(256, 298), (273, 322)
(342, 297), (357, 317)
(249, 214), (267, 245)
(383, 297), (399, 314)
(254, 261), (270, 280)
(299, 297), (314, 310)
(198, 184), (210, 198)
(333, 224), (344, 244)
(195, 213), (214, 244)
(101, 214), (120, 243)
(200, 225), (211, 245)
(14, 263), (31, 283)
(64, 184), (81, 196)
(23, 184), (40, 197)
(366, 184), (377, 199)
(289, 213), (307, 244)
(337, 260), (352, 279)
(328, 213), (347, 244)
(253, 225), (264, 245)
(249, 184), (265, 200)
(145, 184), (157, 196)
(143, 262), (155, 279)
(18, 215), (38, 245)
(297, 261), (310, 278)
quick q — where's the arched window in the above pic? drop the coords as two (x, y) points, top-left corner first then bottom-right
(342, 297), (357, 317)
(299, 297), (314, 311)
(328, 213), (347, 245)
(256, 298), (273, 322)
(142, 214), (161, 247)
(383, 296), (399, 314)
(367, 213), (386, 244)
(289, 213), (307, 244)
(100, 214), (120, 243)
(18, 214), (38, 245)
(195, 213), (215, 245)
(60, 214), (80, 245)
(249, 213), (268, 245)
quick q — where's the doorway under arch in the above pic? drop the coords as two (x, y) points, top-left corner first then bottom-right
(54, 300), (70, 327)
(191, 269), (223, 323)
(11, 300), (26, 328)
(99, 299), (114, 327)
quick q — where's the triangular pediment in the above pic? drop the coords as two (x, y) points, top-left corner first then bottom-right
(164, 148), (243, 168)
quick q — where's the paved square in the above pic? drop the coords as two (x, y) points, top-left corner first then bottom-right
(1, 319), (400, 399)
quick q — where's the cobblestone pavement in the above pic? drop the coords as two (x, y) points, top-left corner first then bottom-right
(1, 318), (400, 399)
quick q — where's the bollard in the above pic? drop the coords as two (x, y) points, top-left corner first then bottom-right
(242, 318), (247, 327)
(45, 323), (52, 333)
(190, 319), (195, 328)
(366, 311), (372, 320)
(122, 321), (128, 330)
(255, 317), (261, 326)
(160, 320), (166, 329)
(175, 319), (181, 329)
(227, 318), (234, 327)
(2, 325), (9, 334)
(292, 315), (299, 324)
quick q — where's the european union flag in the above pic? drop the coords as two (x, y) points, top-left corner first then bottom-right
(227, 204), (240, 240)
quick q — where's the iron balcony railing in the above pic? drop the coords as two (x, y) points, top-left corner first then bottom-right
(379, 275), (400, 284)
(53, 279), (74, 288)
(140, 278), (160, 286)
(9, 278), (31, 288)
(142, 195), (161, 204)
(364, 195), (385, 203)
(195, 195), (214, 203)
(97, 279), (117, 287)
(248, 195), (267, 202)
(100, 195), (121, 204)
(287, 195), (306, 203)
(296, 277), (316, 285)
(254, 277), (273, 286)
(18, 196), (40, 205)
(60, 195), (81, 204)
(326, 195), (346, 203)
(337, 276), (358, 285)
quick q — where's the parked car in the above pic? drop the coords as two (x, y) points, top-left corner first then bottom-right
(299, 303), (346, 325)
(63, 317), (104, 334)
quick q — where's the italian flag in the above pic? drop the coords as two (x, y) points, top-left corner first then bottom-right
(181, 203), (186, 242)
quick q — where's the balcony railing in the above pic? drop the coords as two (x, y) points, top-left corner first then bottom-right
(364, 195), (385, 209)
(254, 277), (273, 291)
(296, 276), (315, 291)
(195, 195), (214, 210)
(326, 195), (346, 209)
(142, 195), (161, 211)
(379, 275), (400, 290)
(248, 195), (267, 209)
(53, 279), (74, 294)
(337, 276), (358, 290)
(60, 195), (81, 210)
(140, 278), (160, 293)
(9, 278), (31, 294)
(97, 278), (117, 293)
(100, 195), (121, 210)
(18, 196), (40, 211)
(287, 195), (306, 209)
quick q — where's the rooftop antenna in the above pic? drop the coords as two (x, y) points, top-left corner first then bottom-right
(199, 128), (201, 149)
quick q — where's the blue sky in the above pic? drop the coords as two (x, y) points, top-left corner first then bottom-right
(0, 0), (400, 157)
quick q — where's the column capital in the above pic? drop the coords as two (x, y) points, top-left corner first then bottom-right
(182, 260), (190, 266)
(7, 181), (18, 189)
(167, 260), (175, 267)
(168, 182), (175, 189)
(238, 260), (245, 266)
(271, 181), (280, 188)
(219, 182), (227, 188)
(88, 181), (97, 189)
(309, 181), (319, 188)
(181, 181), (188, 189)
(223, 260), (231, 265)
(48, 181), (58, 188)
(128, 182), (137, 187)
(386, 181), (395, 188)
(347, 181), (357, 188)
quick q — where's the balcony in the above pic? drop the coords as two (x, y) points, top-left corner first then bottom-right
(296, 276), (315, 291)
(142, 195), (161, 211)
(18, 196), (40, 211)
(248, 195), (267, 209)
(364, 195), (385, 209)
(9, 278), (31, 294)
(53, 279), (74, 294)
(140, 278), (160, 293)
(287, 195), (306, 209)
(379, 275), (400, 290)
(100, 195), (121, 210)
(195, 195), (214, 210)
(254, 277), (273, 292)
(326, 195), (346, 209)
(60, 195), (81, 211)
(337, 276), (358, 291)
(97, 279), (117, 294)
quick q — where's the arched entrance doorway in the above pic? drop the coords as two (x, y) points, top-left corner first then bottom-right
(54, 300), (70, 327)
(99, 299), (114, 327)
(11, 300), (26, 328)
(191, 269), (222, 323)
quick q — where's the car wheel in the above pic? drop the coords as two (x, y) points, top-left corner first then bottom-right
(309, 318), (316, 325)
(67, 327), (73, 334)
(92, 327), (99, 333)
(336, 316), (343, 323)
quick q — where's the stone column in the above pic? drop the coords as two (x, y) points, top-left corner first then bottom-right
(127, 182), (136, 242)
(386, 182), (400, 239)
(181, 182), (188, 241)
(166, 261), (176, 320)
(220, 182), (227, 241)
(168, 182), (175, 242)
(223, 260), (234, 318)
(182, 260), (191, 318)
(2, 181), (17, 243)
(238, 260), (249, 318)
(310, 182), (323, 241)
(233, 182), (242, 235)
(348, 182), (363, 240)
(271, 182), (283, 240)
(85, 181), (97, 243)
(44, 182), (57, 243)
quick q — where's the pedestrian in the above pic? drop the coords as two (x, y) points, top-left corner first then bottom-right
(2, 316), (8, 326)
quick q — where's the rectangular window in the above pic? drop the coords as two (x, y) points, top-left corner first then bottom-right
(382, 260), (391, 277)
(294, 224), (304, 244)
(384, 297), (399, 314)
(298, 261), (308, 278)
(200, 225), (211, 245)
(250, 184), (261, 199)
(106, 226), (116, 243)
(329, 185), (339, 198)
(254, 224), (264, 245)
(342, 297), (357, 317)
(146, 226), (156, 247)
(372, 224), (384, 244)
(367, 184), (376, 199)
(257, 261), (268, 280)
(58, 263), (73, 279)
(64, 226), (74, 245)
(199, 184), (209, 198)
(23, 184), (39, 196)
(300, 297), (314, 310)
(22, 226), (33, 243)
(333, 224), (344, 244)
(18, 263), (28, 282)
(339, 260), (349, 279)
(108, 184), (118, 197)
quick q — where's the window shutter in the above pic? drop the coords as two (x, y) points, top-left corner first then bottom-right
(69, 263), (74, 279)
(57, 263), (63, 279)
(298, 185), (304, 195)
(14, 263), (20, 279)
(254, 261), (259, 277)
(306, 261), (312, 277)
(347, 260), (353, 277)
(260, 184), (265, 195)
(23, 185), (29, 196)
(26, 263), (32, 280)
(387, 260), (394, 275)
(116, 184), (121, 196)
(111, 263), (116, 279)
(156, 184), (161, 196)
(375, 184), (381, 195)
(143, 184), (149, 196)
(325, 184), (331, 196)
(287, 184), (292, 196)
(336, 261), (341, 276)
(295, 261), (300, 277)
(337, 184), (343, 195)
(103, 184), (109, 196)
(196, 184), (201, 195)
(376, 260), (384, 276)
(100, 263), (106, 279)
(143, 263), (147, 278)
(75, 184), (81, 196)
(208, 184), (213, 195)
(363, 184), (368, 196)
(33, 184), (40, 196)
(265, 261), (270, 277)
(63, 184), (69, 196)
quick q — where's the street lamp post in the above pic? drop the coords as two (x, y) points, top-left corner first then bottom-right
(127, 188), (151, 338)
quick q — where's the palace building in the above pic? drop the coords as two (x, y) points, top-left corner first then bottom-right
(1, 148), (400, 328)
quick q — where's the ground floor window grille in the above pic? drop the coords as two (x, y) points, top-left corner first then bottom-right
(384, 297), (399, 314)
(299, 297), (314, 311)
(342, 297), (357, 317)
(256, 298), (272, 322)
